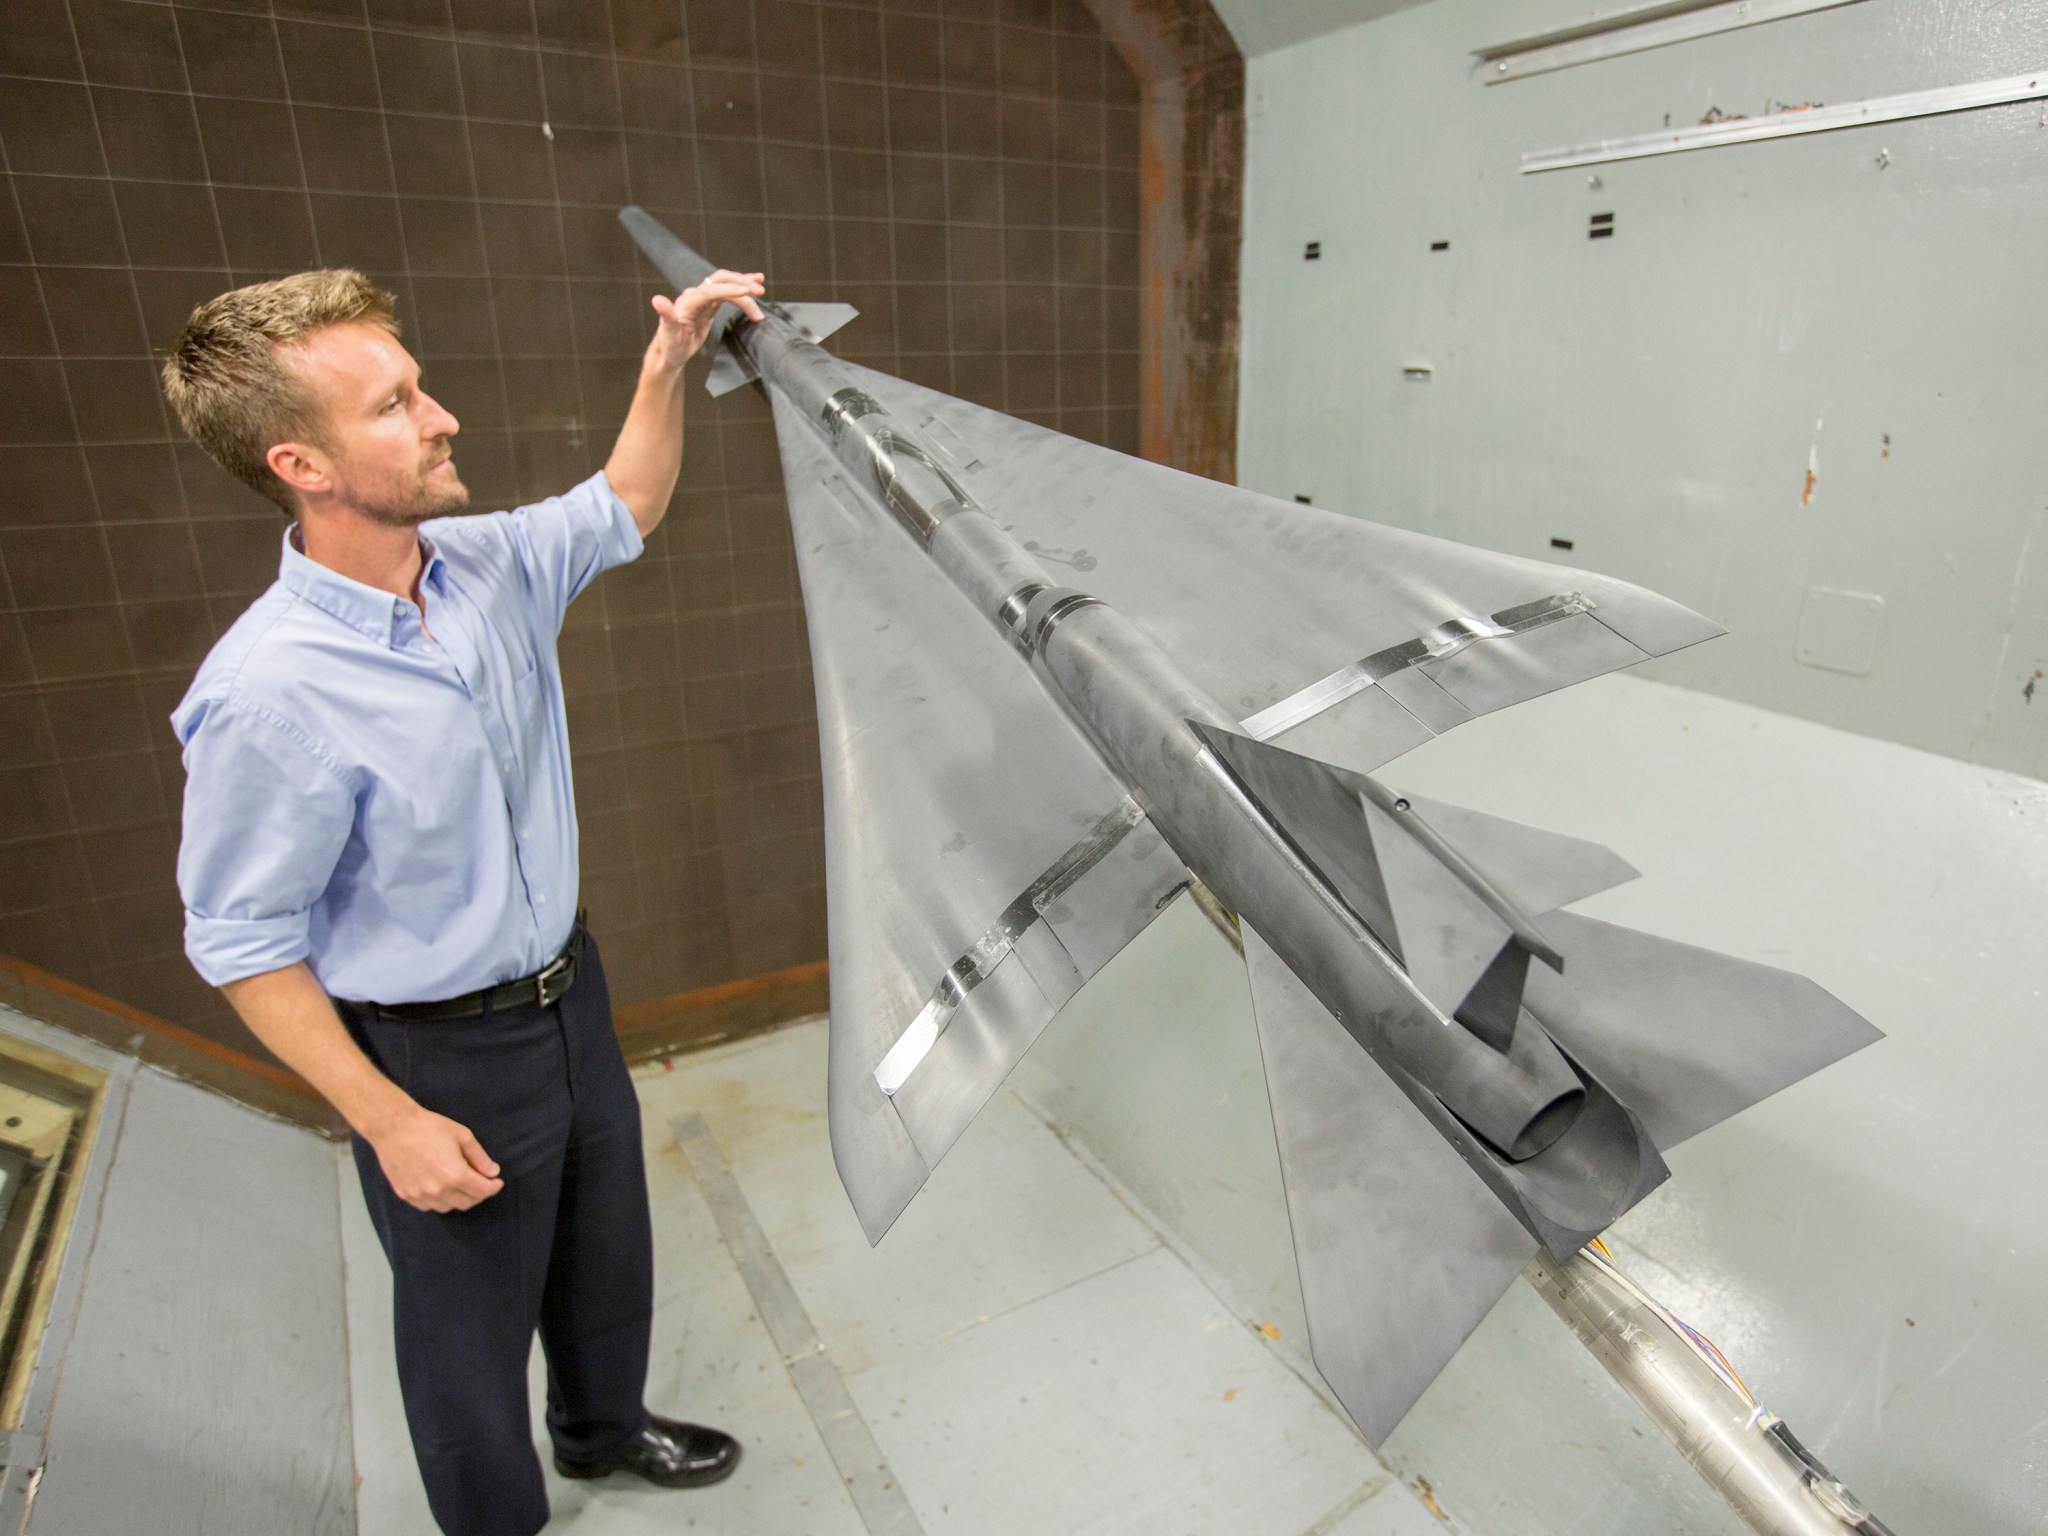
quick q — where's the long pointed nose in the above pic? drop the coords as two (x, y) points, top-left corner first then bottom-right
(419, 389), (460, 441)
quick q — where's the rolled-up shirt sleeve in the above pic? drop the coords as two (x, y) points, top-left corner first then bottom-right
(176, 695), (356, 988)
(507, 470), (645, 630)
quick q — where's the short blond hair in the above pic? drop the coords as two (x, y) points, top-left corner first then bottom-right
(161, 269), (399, 513)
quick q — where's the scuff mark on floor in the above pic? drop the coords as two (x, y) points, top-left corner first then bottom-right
(2025, 668), (2041, 705)
(1413, 1476), (1449, 1520)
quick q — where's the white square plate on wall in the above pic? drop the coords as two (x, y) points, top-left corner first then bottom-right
(1796, 587), (1885, 676)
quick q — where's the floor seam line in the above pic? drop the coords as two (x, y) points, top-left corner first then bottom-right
(1299, 1473), (1392, 1536)
(671, 1111), (926, 1536)
(933, 1242), (1162, 1341)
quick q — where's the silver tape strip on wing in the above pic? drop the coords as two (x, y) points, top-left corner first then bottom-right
(1241, 592), (1593, 742)
(874, 798), (1149, 1095)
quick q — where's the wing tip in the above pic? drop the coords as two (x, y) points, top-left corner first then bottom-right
(1668, 609), (1730, 652)
(1614, 591), (1728, 659)
(829, 1100), (932, 1250)
(844, 1164), (922, 1249)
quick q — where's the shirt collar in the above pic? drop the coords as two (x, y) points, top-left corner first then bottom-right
(279, 525), (445, 647)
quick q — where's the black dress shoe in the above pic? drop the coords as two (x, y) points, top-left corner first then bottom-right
(554, 1415), (741, 1489)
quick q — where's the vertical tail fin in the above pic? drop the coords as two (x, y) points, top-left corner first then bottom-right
(1244, 923), (1536, 1446)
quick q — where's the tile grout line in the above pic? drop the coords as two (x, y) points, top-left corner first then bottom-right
(329, 1141), (365, 1536)
(37, 0), (143, 986)
(932, 1242), (1158, 1343)
(670, 1111), (926, 1536)
(1298, 1473), (1394, 1536)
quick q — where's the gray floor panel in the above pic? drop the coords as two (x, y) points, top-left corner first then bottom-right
(836, 1244), (1377, 1535)
(1324, 1479), (1456, 1536)
(636, 1024), (1164, 1376)
(341, 1093), (873, 1536)
(348, 1022), (1427, 1533)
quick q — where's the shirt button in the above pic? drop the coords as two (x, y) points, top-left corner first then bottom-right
(502, 760), (513, 773)
(520, 828), (532, 841)
(536, 894), (548, 905)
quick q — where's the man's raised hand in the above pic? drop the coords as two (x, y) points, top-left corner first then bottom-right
(650, 269), (766, 372)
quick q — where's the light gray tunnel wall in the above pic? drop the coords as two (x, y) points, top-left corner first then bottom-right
(1206, 0), (1435, 58)
(1233, 0), (2048, 776)
(6, 1007), (354, 1536)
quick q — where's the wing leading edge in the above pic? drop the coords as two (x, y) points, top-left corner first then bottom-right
(819, 360), (1724, 778)
(774, 392), (1188, 1244)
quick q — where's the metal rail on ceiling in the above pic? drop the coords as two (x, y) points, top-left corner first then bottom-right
(1475, 0), (1866, 86)
(1521, 68), (2048, 172)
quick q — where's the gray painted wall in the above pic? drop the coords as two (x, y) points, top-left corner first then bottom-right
(1208, 0), (1435, 58)
(14, 1021), (355, 1536)
(1235, 0), (2048, 776)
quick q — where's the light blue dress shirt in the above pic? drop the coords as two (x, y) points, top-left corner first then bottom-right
(172, 472), (644, 1004)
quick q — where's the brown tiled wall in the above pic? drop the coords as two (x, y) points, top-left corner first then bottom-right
(0, 0), (1140, 1055)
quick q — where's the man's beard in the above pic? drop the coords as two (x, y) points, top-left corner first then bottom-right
(352, 443), (470, 528)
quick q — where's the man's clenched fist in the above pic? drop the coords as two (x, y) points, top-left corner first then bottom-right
(372, 1104), (505, 1213)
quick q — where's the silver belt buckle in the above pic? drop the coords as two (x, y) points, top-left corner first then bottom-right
(535, 952), (573, 1008)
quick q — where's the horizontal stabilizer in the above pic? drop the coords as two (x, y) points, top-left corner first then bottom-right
(775, 391), (1189, 1245)
(1244, 924), (1536, 1447)
(618, 209), (858, 397)
(1243, 897), (1870, 1446)
(705, 344), (756, 397)
(1525, 911), (1883, 1152)
(780, 302), (858, 345)
(706, 303), (859, 397)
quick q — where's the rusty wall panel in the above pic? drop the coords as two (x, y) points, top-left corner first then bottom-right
(1083, 0), (1244, 483)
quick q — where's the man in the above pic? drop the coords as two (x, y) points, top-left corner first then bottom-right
(161, 260), (765, 1536)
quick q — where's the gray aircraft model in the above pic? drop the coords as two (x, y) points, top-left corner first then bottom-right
(621, 207), (1881, 1448)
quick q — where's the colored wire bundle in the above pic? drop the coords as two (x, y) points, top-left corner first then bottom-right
(1580, 1235), (1760, 1409)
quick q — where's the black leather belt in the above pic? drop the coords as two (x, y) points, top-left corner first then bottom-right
(350, 920), (585, 1022)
